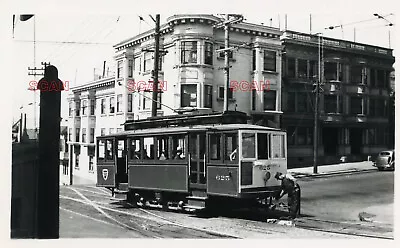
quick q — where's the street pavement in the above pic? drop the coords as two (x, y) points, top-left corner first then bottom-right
(289, 161), (393, 227)
(58, 160), (392, 238)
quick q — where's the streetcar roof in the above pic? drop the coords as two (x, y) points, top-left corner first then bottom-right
(97, 124), (283, 138)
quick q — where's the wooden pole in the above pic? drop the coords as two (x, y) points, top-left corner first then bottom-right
(36, 65), (63, 238)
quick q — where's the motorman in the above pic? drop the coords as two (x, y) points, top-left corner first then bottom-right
(274, 172), (301, 218)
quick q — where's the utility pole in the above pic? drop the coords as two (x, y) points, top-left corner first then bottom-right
(223, 14), (230, 112)
(28, 61), (51, 132)
(313, 34), (323, 173)
(215, 14), (244, 112)
(151, 14), (160, 117)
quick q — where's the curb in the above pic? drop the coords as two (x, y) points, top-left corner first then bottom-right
(266, 219), (295, 226)
(291, 168), (377, 179)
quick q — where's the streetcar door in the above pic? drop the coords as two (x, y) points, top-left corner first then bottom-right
(188, 133), (207, 189)
(96, 138), (116, 187)
(115, 138), (128, 184)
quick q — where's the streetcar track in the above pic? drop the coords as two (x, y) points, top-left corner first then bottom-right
(86, 185), (112, 195)
(295, 217), (393, 239)
(62, 189), (238, 238)
(68, 187), (110, 196)
(60, 206), (120, 227)
(296, 224), (393, 240)
(62, 186), (393, 239)
(67, 187), (162, 238)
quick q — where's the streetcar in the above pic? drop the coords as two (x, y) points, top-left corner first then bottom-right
(96, 111), (287, 211)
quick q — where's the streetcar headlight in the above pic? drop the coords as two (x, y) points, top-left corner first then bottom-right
(263, 171), (271, 182)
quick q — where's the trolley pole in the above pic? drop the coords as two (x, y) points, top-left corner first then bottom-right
(151, 14), (160, 117)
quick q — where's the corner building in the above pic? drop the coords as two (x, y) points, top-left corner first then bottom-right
(66, 14), (284, 184)
(281, 31), (395, 167)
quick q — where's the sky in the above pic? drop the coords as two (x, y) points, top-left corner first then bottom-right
(7, 0), (398, 129)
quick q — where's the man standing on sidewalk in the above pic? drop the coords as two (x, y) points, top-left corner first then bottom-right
(275, 172), (301, 219)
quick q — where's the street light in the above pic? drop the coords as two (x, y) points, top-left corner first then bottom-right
(374, 13), (394, 48)
(373, 13), (394, 26)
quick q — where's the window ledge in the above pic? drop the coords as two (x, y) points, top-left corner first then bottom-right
(116, 112), (124, 115)
(217, 98), (235, 102)
(262, 70), (278, 75)
(179, 63), (201, 68)
(216, 57), (236, 62)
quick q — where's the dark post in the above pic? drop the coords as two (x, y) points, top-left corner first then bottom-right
(151, 14), (160, 117)
(223, 14), (230, 113)
(102, 61), (106, 78)
(36, 65), (63, 238)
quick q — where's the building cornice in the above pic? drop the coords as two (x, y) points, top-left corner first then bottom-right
(114, 14), (283, 52)
(71, 77), (115, 93)
(282, 30), (394, 59)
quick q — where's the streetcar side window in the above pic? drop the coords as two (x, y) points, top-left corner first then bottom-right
(106, 139), (114, 160)
(156, 136), (169, 160)
(270, 134), (286, 158)
(257, 133), (269, 159)
(143, 137), (155, 160)
(172, 135), (186, 160)
(224, 133), (238, 162)
(98, 139), (105, 160)
(209, 133), (221, 160)
(128, 138), (140, 160)
(242, 133), (256, 159)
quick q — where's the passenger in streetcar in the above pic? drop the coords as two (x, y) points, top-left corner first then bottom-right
(159, 150), (167, 160)
(174, 147), (184, 159)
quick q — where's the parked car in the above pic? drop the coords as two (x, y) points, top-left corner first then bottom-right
(373, 150), (395, 171)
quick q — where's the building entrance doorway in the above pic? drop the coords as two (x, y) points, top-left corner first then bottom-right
(322, 127), (338, 155)
(350, 128), (362, 155)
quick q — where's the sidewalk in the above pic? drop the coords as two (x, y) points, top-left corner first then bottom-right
(288, 161), (376, 178)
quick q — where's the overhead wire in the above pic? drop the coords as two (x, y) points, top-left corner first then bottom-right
(56, 16), (113, 63)
(43, 16), (96, 63)
(56, 16), (118, 66)
(50, 16), (111, 64)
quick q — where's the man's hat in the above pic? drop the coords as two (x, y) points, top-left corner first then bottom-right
(275, 172), (283, 179)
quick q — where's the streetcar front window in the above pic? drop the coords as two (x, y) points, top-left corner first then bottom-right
(106, 140), (114, 160)
(98, 140), (105, 160)
(270, 134), (286, 158)
(225, 133), (238, 161)
(242, 133), (256, 159)
(117, 140), (125, 158)
(257, 133), (269, 159)
(209, 133), (221, 160)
